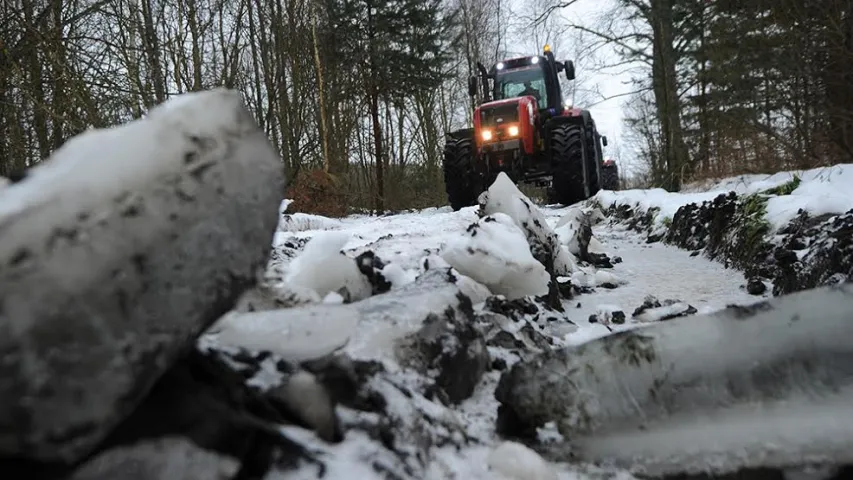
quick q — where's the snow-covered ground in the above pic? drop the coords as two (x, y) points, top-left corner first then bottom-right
(200, 166), (853, 479)
(267, 202), (760, 348)
(222, 186), (769, 479)
(595, 163), (853, 234)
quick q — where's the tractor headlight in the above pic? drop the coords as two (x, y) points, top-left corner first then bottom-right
(508, 125), (519, 136)
(481, 129), (493, 141)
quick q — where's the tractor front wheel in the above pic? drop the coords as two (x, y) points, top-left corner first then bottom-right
(442, 136), (482, 211)
(548, 124), (586, 206)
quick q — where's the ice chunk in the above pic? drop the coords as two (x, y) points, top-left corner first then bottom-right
(441, 212), (549, 299)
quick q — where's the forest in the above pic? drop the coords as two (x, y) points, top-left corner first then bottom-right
(1, 0), (851, 214)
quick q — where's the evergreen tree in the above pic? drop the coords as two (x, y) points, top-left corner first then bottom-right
(324, 0), (456, 211)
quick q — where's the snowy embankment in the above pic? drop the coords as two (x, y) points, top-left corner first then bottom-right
(3, 88), (852, 480)
(591, 164), (853, 295)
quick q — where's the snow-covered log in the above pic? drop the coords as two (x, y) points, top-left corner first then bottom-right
(496, 282), (853, 477)
(0, 88), (284, 464)
(206, 268), (487, 363)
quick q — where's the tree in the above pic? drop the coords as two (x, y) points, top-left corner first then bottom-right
(328, 0), (456, 211)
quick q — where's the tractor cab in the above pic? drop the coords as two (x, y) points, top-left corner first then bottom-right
(468, 45), (575, 115)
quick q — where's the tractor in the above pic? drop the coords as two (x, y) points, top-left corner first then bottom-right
(442, 45), (609, 210)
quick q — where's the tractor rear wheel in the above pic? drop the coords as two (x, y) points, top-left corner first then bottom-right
(548, 124), (586, 206)
(601, 164), (619, 190)
(442, 136), (482, 211)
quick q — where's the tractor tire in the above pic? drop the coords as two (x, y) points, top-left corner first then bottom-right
(442, 136), (482, 211)
(601, 165), (620, 190)
(548, 124), (586, 206)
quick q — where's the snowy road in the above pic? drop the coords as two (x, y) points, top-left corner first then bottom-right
(543, 208), (762, 345)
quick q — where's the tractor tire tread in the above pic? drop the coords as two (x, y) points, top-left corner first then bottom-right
(442, 136), (481, 211)
(549, 124), (586, 206)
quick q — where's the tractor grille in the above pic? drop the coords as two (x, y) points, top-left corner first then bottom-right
(480, 103), (519, 127)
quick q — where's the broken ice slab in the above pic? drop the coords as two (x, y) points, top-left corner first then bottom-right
(206, 268), (484, 363)
(496, 283), (853, 478)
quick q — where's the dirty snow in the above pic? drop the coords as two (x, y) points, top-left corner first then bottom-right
(599, 163), (853, 233)
(244, 189), (767, 478)
(0, 88), (249, 222)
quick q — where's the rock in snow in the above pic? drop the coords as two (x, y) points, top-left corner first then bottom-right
(496, 282), (853, 478)
(0, 88), (284, 464)
(395, 293), (490, 404)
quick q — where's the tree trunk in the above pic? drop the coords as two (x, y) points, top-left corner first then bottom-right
(369, 84), (385, 213)
(650, 0), (689, 191)
(312, 4), (331, 173)
(367, 0), (384, 212)
(187, 0), (203, 91)
(824, 1), (853, 163)
(22, 0), (50, 160)
(50, 0), (66, 149)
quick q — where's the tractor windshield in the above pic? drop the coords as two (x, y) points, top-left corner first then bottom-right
(494, 66), (548, 109)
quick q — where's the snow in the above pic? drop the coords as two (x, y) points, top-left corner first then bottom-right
(487, 441), (558, 480)
(206, 307), (358, 362)
(593, 188), (723, 234)
(284, 231), (372, 302)
(554, 205), (606, 257)
(208, 173), (792, 478)
(441, 212), (550, 299)
(0, 88), (249, 224)
(193, 164), (853, 478)
(278, 212), (344, 232)
(480, 173), (576, 276)
(602, 163), (853, 233)
(546, 213), (758, 345)
(763, 165), (853, 228)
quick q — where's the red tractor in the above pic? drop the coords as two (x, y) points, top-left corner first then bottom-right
(442, 45), (609, 210)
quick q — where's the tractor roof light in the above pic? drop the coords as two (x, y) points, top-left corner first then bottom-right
(531, 56), (539, 64)
(496, 62), (505, 70)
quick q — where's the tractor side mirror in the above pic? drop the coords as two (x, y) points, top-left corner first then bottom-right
(564, 60), (575, 81)
(602, 135), (608, 146)
(468, 76), (478, 97)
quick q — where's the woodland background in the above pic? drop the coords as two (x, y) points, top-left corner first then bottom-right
(1, 0), (851, 215)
